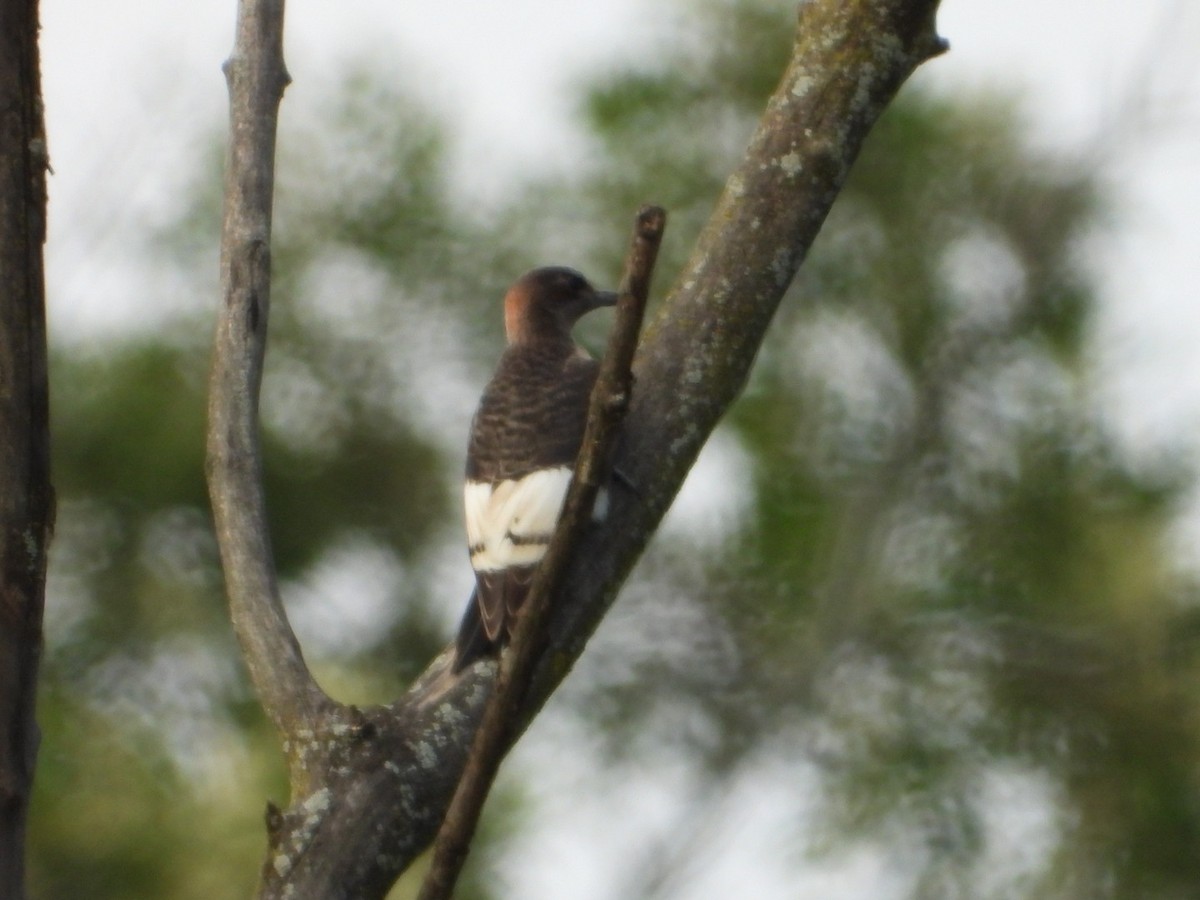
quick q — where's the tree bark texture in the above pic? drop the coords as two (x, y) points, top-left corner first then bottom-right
(0, 0), (53, 897)
(208, 0), (946, 897)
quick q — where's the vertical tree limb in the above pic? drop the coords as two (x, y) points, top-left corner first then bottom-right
(418, 207), (666, 900)
(0, 0), (53, 896)
(207, 0), (332, 755)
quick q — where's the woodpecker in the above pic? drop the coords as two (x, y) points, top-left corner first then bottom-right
(454, 266), (617, 671)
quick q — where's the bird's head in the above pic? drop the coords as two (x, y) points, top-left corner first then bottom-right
(503, 267), (618, 346)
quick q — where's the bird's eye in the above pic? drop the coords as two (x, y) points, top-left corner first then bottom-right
(548, 269), (589, 296)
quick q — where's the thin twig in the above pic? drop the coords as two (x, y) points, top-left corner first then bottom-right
(418, 206), (667, 900)
(207, 0), (330, 741)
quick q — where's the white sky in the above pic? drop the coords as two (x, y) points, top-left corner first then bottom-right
(36, 0), (1200, 897)
(40, 0), (1200, 464)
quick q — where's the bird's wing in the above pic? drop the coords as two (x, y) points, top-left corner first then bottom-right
(465, 467), (573, 641)
(464, 468), (572, 573)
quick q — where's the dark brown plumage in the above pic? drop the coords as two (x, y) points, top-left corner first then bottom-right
(454, 267), (616, 671)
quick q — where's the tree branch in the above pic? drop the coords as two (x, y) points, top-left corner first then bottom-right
(418, 206), (666, 900)
(207, 0), (332, 753)
(529, 0), (947, 700)
(0, 0), (53, 895)
(216, 1), (945, 896)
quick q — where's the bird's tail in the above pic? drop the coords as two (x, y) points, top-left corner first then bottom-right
(452, 587), (496, 673)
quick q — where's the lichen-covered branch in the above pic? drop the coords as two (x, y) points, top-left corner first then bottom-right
(418, 206), (666, 900)
(0, 1), (53, 896)
(207, 0), (332, 748)
(531, 0), (947, 698)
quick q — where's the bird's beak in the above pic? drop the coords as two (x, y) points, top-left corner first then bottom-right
(592, 290), (620, 309)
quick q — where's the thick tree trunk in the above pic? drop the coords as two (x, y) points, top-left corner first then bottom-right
(0, 0), (54, 896)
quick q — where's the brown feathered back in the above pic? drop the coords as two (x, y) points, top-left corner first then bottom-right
(455, 267), (616, 670)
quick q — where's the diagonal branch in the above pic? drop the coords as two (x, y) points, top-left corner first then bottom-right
(207, 0), (332, 745)
(528, 0), (948, 702)
(418, 206), (666, 900)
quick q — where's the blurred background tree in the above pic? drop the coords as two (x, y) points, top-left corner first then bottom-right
(29, 1), (1200, 898)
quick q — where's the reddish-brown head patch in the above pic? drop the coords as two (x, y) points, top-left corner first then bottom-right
(500, 267), (615, 347)
(503, 279), (535, 344)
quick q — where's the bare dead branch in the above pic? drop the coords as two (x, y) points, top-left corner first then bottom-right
(207, 0), (332, 746)
(0, 1), (53, 895)
(418, 206), (667, 900)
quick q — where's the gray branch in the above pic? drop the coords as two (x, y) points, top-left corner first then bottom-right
(209, 0), (947, 896)
(530, 0), (947, 716)
(207, 0), (333, 755)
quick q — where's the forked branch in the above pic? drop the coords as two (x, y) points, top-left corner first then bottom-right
(208, 0), (946, 896)
(207, 0), (331, 747)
